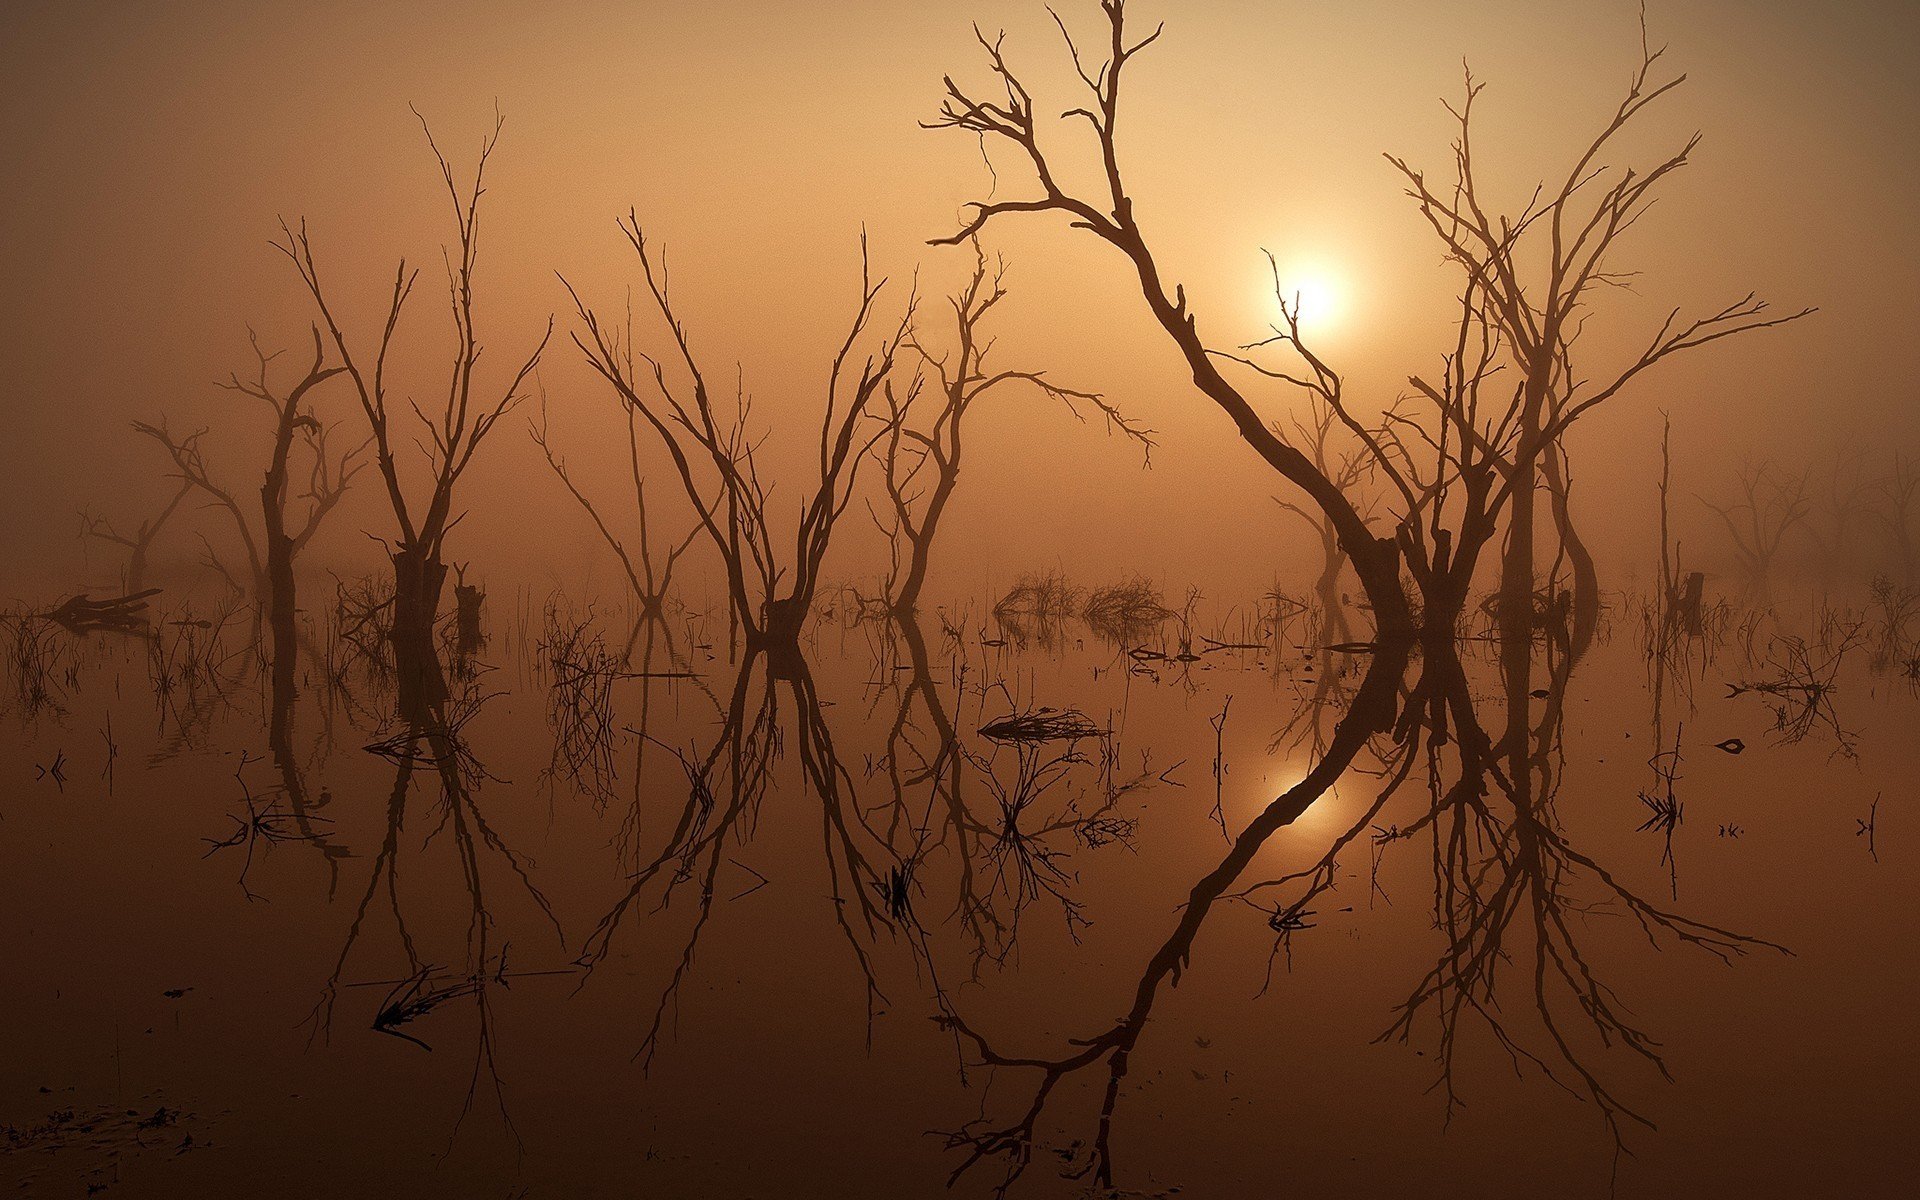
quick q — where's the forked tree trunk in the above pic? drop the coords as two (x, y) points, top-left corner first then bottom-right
(892, 471), (960, 616)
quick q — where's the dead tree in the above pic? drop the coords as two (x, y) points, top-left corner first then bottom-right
(567, 218), (906, 666)
(133, 326), (364, 688)
(874, 238), (1152, 614)
(1702, 461), (1813, 603)
(276, 110), (552, 713)
(1867, 451), (1920, 583)
(529, 383), (704, 651)
(79, 478), (192, 594)
(40, 588), (164, 635)
(1374, 20), (1812, 643)
(924, 0), (1414, 638)
(1230, 276), (1398, 646)
(1655, 414), (1706, 635)
(1806, 458), (1871, 585)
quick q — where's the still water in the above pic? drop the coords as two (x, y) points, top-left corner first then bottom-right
(2, 585), (1913, 1198)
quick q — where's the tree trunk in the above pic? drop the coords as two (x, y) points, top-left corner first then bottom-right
(1313, 525), (1351, 646)
(1500, 452), (1539, 640)
(750, 595), (810, 680)
(454, 581), (485, 659)
(391, 547), (449, 716)
(1542, 451), (1600, 661)
(893, 470), (960, 616)
(265, 534), (297, 702)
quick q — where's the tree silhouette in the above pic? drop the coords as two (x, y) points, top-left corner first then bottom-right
(874, 238), (1151, 614)
(1702, 460), (1813, 603)
(567, 220), (907, 665)
(276, 109), (552, 712)
(926, 0), (1414, 638)
(133, 326), (365, 691)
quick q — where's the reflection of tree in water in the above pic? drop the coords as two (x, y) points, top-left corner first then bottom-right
(927, 622), (1787, 1194)
(961, 719), (1135, 956)
(1368, 647), (1782, 1157)
(305, 645), (568, 1154)
(534, 599), (629, 813)
(574, 645), (903, 1066)
(930, 638), (1408, 1194)
(1729, 625), (1865, 760)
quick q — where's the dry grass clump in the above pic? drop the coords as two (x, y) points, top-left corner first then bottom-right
(992, 570), (1082, 622)
(1080, 576), (1172, 645)
(538, 600), (624, 808)
(3, 609), (72, 718)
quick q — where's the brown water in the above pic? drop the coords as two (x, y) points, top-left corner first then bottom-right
(2, 590), (1914, 1199)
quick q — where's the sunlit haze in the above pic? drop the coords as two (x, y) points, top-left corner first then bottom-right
(1, 3), (1913, 1198)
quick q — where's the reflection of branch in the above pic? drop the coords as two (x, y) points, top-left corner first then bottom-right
(1728, 626), (1864, 759)
(574, 649), (907, 1067)
(1636, 722), (1685, 899)
(201, 751), (331, 902)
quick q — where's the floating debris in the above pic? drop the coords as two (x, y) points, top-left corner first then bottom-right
(979, 706), (1105, 743)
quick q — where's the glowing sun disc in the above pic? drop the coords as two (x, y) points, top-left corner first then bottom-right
(1272, 269), (1344, 331)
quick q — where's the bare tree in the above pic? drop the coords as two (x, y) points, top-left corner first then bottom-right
(1224, 268), (1401, 646)
(275, 110), (552, 711)
(80, 478), (192, 595)
(1866, 451), (1920, 583)
(133, 326), (365, 687)
(567, 218), (906, 663)
(1805, 457), (1872, 585)
(1374, 21), (1811, 644)
(1702, 460), (1813, 603)
(530, 378), (704, 653)
(925, 0), (1414, 638)
(874, 238), (1152, 614)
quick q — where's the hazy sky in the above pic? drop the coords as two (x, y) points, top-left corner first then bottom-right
(3, 0), (1915, 597)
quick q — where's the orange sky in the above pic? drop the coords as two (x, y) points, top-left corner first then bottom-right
(3, 0), (1915, 598)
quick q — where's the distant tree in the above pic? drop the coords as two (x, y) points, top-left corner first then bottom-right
(133, 327), (364, 687)
(80, 479), (192, 595)
(874, 238), (1151, 614)
(1701, 460), (1814, 603)
(530, 380), (705, 654)
(1866, 451), (1920, 583)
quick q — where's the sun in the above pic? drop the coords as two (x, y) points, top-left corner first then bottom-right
(1261, 260), (1347, 337)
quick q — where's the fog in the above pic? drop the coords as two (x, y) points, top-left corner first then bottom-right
(3, 0), (1915, 602)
